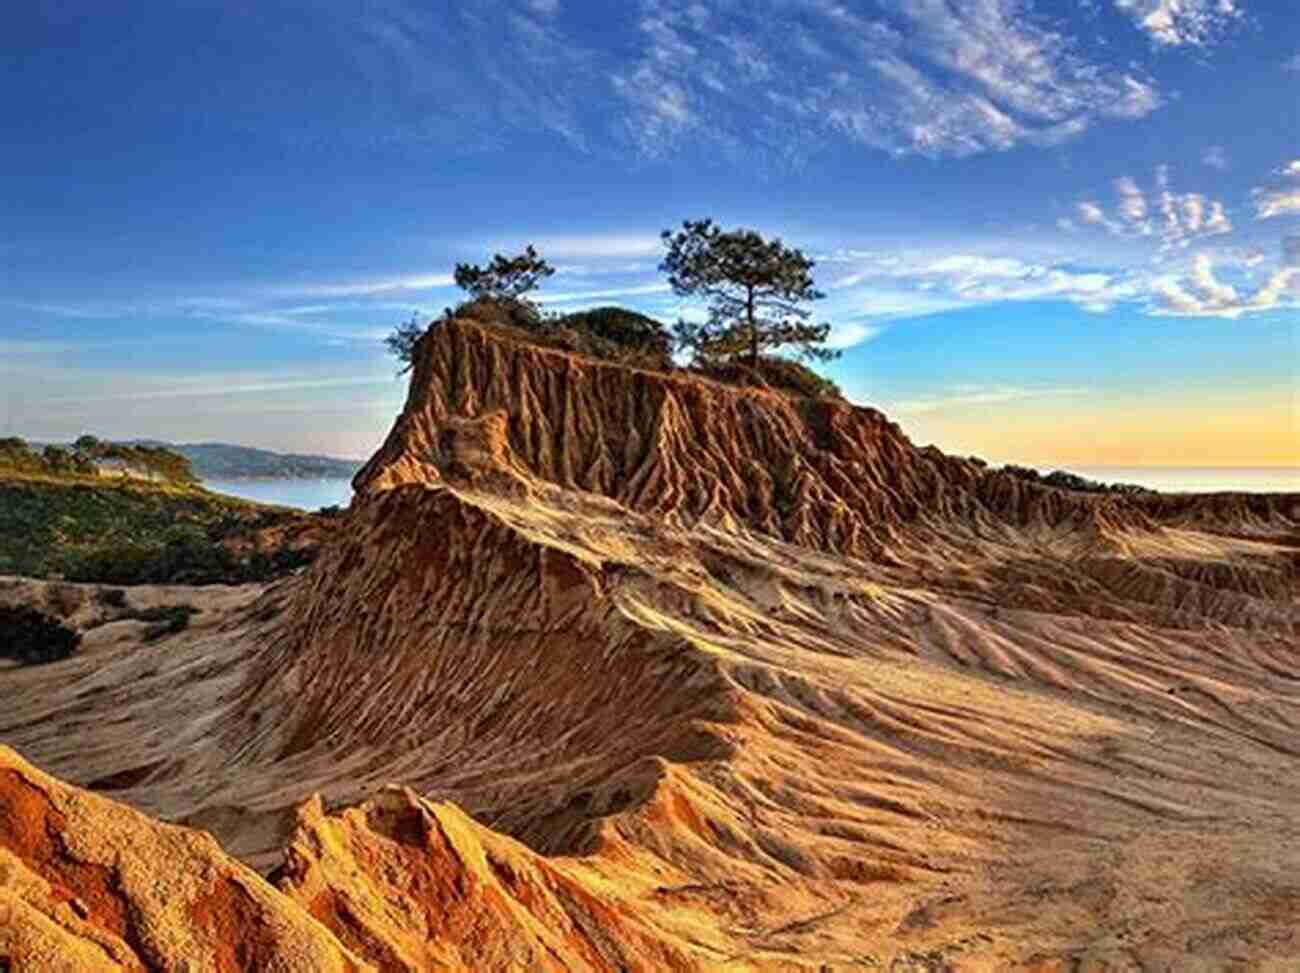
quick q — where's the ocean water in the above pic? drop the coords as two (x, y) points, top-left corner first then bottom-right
(1051, 467), (1300, 494)
(203, 478), (354, 510)
(201, 468), (1299, 511)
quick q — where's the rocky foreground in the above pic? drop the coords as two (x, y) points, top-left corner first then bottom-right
(2, 315), (1298, 971)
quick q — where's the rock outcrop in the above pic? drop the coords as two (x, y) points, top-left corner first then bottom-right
(3, 312), (1298, 970)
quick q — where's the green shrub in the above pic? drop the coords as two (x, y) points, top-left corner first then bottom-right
(1001, 465), (1150, 496)
(553, 306), (674, 366)
(96, 587), (128, 609)
(129, 604), (200, 642)
(692, 356), (843, 400)
(0, 605), (80, 665)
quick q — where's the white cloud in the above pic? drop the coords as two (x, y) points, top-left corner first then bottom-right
(1201, 145), (1229, 170)
(889, 385), (1090, 415)
(1253, 160), (1300, 219)
(609, 0), (1164, 159)
(527, 0), (559, 14)
(824, 321), (884, 349)
(534, 282), (671, 304)
(68, 377), (389, 403)
(1112, 0), (1243, 46)
(1151, 253), (1300, 318)
(1283, 52), (1300, 71)
(1076, 169), (1232, 249)
(277, 273), (456, 298)
(1114, 175), (1150, 230)
(1255, 190), (1300, 219)
(511, 234), (662, 259)
(825, 250), (1138, 316)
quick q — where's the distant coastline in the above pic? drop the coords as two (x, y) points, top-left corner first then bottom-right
(128, 441), (361, 481)
(1039, 466), (1300, 495)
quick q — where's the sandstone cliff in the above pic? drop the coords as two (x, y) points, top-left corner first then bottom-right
(2, 313), (1298, 970)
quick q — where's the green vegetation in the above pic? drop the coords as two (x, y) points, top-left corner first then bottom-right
(660, 219), (839, 367)
(0, 475), (318, 585)
(384, 230), (845, 401)
(692, 357), (843, 400)
(386, 246), (557, 373)
(1001, 465), (1151, 496)
(0, 605), (81, 665)
(453, 244), (556, 302)
(127, 603), (202, 642)
(0, 435), (197, 484)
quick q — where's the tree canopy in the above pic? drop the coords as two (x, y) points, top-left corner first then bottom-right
(454, 245), (555, 301)
(385, 246), (556, 373)
(660, 219), (839, 367)
(384, 311), (426, 375)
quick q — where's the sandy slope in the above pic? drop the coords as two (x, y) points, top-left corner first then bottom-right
(2, 316), (1297, 971)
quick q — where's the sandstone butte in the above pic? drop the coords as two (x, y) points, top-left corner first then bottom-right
(2, 313), (1298, 971)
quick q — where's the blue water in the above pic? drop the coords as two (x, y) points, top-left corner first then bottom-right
(202, 468), (1298, 511)
(203, 478), (354, 510)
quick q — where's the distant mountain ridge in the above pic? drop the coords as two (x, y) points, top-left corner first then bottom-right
(127, 441), (361, 480)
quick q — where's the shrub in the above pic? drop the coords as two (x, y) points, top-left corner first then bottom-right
(554, 307), (673, 365)
(457, 295), (548, 334)
(692, 356), (843, 400)
(96, 587), (128, 609)
(130, 604), (200, 642)
(0, 605), (80, 665)
(1001, 464), (1150, 496)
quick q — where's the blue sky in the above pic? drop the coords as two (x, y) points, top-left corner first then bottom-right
(3, 0), (1297, 465)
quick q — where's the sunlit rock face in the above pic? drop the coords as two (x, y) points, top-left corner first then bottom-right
(3, 312), (1298, 971)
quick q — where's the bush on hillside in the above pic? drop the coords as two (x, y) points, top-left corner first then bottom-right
(692, 356), (843, 400)
(453, 298), (675, 370)
(1001, 465), (1150, 496)
(0, 435), (196, 483)
(554, 306), (674, 366)
(0, 605), (81, 665)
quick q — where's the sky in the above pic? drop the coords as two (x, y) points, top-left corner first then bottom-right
(3, 0), (1298, 467)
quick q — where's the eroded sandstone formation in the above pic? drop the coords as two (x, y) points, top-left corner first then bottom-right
(3, 313), (1298, 970)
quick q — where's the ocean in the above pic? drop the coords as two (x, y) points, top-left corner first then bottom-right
(203, 478), (354, 510)
(203, 467), (1299, 511)
(1056, 467), (1299, 494)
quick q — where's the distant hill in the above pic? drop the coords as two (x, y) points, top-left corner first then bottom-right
(127, 441), (361, 480)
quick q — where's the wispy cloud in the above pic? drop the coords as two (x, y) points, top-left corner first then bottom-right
(482, 233), (662, 260)
(826, 251), (1137, 316)
(41, 373), (392, 404)
(535, 282), (671, 304)
(1252, 159), (1300, 219)
(1151, 253), (1299, 318)
(1112, 0), (1243, 46)
(1076, 167), (1232, 250)
(889, 385), (1090, 415)
(608, 0), (1164, 159)
(276, 273), (455, 298)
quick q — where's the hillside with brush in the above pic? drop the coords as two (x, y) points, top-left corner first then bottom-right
(0, 438), (334, 586)
(1, 307), (1298, 970)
